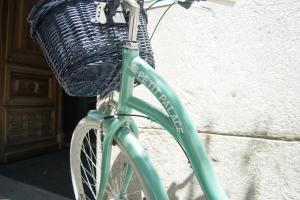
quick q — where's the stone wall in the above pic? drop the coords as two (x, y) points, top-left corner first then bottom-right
(133, 0), (300, 199)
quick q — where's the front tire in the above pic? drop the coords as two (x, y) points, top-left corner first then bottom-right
(70, 117), (150, 200)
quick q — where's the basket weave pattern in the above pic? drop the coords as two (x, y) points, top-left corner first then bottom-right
(29, 0), (154, 97)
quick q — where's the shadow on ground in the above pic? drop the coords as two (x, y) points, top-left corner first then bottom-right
(0, 148), (74, 199)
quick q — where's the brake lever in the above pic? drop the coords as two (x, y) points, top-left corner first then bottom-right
(178, 0), (194, 9)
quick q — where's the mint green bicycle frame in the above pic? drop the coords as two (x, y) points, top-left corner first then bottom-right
(87, 46), (228, 200)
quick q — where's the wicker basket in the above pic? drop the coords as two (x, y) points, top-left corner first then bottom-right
(29, 0), (154, 97)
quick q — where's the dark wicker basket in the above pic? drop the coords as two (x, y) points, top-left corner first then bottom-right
(29, 0), (154, 97)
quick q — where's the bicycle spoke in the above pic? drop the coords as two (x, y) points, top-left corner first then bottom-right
(82, 179), (96, 188)
(119, 155), (124, 189)
(81, 162), (96, 199)
(114, 174), (120, 193)
(127, 190), (143, 196)
(81, 145), (97, 169)
(105, 190), (114, 196)
(109, 169), (118, 194)
(81, 161), (96, 183)
(106, 177), (115, 195)
(84, 135), (96, 179)
(81, 152), (95, 185)
(86, 132), (97, 160)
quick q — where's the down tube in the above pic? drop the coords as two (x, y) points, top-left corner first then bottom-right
(128, 57), (228, 200)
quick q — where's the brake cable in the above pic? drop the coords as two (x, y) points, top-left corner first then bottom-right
(149, 2), (175, 40)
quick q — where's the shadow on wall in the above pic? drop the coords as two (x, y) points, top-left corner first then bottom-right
(109, 118), (273, 200)
(167, 172), (204, 200)
(203, 115), (273, 200)
(243, 119), (274, 200)
(240, 136), (268, 200)
(241, 140), (259, 200)
(110, 152), (204, 200)
(245, 182), (256, 200)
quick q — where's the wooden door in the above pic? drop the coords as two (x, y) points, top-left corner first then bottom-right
(0, 0), (63, 163)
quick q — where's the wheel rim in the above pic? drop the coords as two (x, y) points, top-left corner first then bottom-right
(80, 128), (98, 199)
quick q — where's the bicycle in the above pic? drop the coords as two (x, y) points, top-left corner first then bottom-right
(70, 0), (236, 199)
(29, 0), (235, 199)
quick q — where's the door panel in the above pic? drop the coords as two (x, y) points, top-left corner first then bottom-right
(4, 107), (56, 146)
(0, 0), (6, 69)
(0, 68), (4, 105)
(0, 0), (63, 163)
(6, 0), (47, 67)
(5, 65), (57, 106)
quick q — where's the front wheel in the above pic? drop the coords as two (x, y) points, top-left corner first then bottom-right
(70, 117), (152, 200)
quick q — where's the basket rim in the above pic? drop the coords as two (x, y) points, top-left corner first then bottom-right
(28, 0), (73, 41)
(28, 0), (148, 41)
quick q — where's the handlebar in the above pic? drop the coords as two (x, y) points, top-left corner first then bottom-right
(207, 0), (236, 7)
(146, 0), (236, 10)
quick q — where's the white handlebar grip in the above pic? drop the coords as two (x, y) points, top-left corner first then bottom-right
(207, 0), (236, 7)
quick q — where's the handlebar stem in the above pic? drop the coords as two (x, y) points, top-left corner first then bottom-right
(122, 0), (140, 43)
